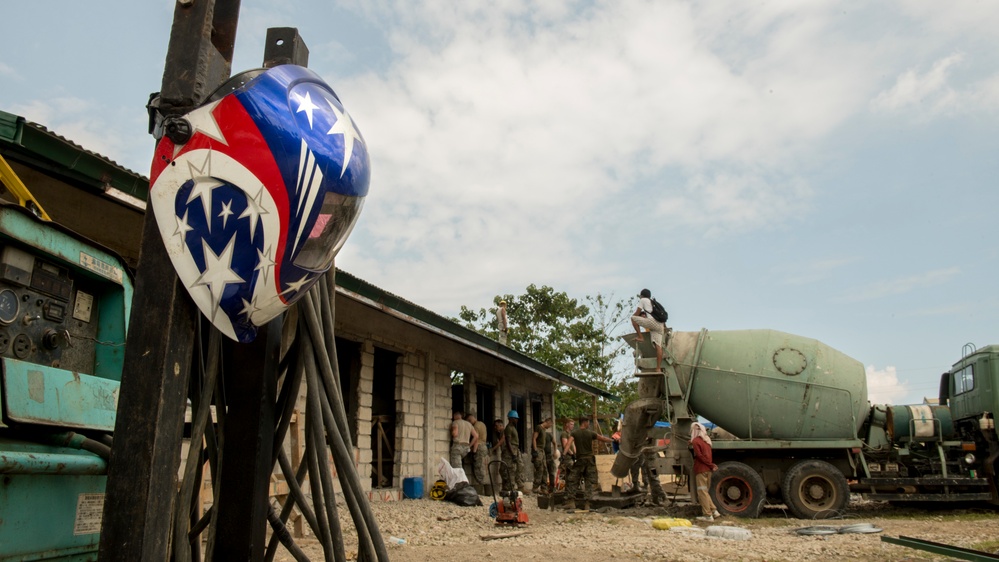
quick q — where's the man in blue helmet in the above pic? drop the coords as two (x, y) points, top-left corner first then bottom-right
(500, 410), (525, 494)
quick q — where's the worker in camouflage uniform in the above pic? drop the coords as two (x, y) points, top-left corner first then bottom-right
(465, 413), (489, 492)
(635, 451), (667, 506)
(494, 411), (525, 493)
(532, 417), (556, 493)
(562, 416), (614, 510)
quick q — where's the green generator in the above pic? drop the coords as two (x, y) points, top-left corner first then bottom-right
(0, 204), (132, 561)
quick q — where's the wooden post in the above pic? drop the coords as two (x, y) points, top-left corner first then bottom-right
(212, 317), (281, 560)
(98, 4), (239, 559)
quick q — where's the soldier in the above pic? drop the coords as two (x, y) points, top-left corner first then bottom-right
(532, 417), (556, 493)
(465, 413), (489, 492)
(641, 451), (667, 506)
(562, 416), (614, 510)
(495, 412), (525, 493)
(450, 411), (477, 470)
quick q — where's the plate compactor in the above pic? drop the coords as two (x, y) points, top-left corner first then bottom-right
(488, 460), (528, 526)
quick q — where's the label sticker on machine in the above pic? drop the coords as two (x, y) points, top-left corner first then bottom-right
(79, 252), (122, 283)
(74, 291), (94, 323)
(74, 493), (105, 535)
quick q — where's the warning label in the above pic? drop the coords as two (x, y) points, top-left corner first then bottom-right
(74, 493), (105, 535)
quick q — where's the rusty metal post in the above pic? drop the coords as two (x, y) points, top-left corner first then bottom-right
(98, 1), (240, 560)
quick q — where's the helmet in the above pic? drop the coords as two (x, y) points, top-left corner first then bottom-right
(149, 65), (370, 342)
(430, 480), (448, 501)
(507, 410), (519, 419)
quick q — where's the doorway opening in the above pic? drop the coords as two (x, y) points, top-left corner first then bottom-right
(476, 384), (495, 444)
(371, 347), (400, 489)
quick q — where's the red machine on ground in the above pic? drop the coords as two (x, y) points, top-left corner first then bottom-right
(488, 460), (529, 526)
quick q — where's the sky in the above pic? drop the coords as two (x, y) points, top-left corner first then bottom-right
(2, 1), (997, 406)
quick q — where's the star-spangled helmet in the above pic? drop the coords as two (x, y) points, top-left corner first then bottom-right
(149, 65), (370, 343)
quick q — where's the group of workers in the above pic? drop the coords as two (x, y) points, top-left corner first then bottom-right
(449, 409), (717, 514)
(444, 287), (721, 517)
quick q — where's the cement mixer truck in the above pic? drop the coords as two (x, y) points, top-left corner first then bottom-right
(612, 329), (999, 519)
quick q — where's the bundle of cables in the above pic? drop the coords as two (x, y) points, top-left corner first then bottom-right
(171, 272), (388, 562)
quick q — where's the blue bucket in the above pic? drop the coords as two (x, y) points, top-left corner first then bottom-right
(403, 477), (424, 499)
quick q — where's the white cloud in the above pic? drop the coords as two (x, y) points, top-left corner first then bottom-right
(871, 54), (964, 116)
(866, 364), (908, 405)
(655, 172), (813, 238)
(840, 267), (961, 303)
(332, 0), (893, 303)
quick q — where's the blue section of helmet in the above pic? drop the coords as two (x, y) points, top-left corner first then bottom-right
(233, 65), (370, 199)
(174, 178), (266, 342)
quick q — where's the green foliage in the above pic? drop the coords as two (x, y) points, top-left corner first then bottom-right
(456, 285), (634, 420)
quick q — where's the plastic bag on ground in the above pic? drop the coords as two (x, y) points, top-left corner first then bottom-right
(444, 482), (482, 507)
(437, 457), (469, 489)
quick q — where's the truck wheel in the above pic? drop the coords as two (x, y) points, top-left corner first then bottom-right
(781, 460), (849, 519)
(710, 461), (766, 518)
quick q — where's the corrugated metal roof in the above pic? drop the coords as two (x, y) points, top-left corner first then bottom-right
(335, 269), (618, 400)
(0, 110), (148, 203)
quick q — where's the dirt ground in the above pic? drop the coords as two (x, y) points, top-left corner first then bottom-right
(281, 494), (999, 562)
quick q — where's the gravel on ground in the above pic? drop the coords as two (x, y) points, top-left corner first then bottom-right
(280, 494), (998, 561)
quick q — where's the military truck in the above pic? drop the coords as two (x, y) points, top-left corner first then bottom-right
(612, 329), (999, 519)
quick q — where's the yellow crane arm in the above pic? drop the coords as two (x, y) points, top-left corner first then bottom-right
(0, 153), (51, 221)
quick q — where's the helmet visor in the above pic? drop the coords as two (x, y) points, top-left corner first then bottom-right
(293, 192), (364, 271)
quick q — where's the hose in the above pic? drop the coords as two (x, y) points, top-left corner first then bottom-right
(304, 381), (336, 562)
(302, 283), (388, 561)
(175, 325), (220, 562)
(266, 505), (311, 562)
(159, 269), (389, 561)
(263, 448), (321, 561)
(302, 331), (374, 562)
(307, 359), (347, 562)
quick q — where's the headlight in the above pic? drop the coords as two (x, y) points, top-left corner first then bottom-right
(964, 453), (976, 465)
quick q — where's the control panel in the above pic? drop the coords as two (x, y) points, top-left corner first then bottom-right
(0, 244), (111, 375)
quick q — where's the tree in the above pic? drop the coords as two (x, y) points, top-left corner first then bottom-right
(456, 285), (633, 420)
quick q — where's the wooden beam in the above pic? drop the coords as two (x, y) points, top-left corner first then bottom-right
(212, 317), (281, 560)
(98, 2), (240, 559)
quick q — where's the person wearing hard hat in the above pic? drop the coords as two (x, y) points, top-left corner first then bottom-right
(500, 409), (525, 494)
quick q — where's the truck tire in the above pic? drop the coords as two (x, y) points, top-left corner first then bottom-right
(710, 461), (766, 518)
(781, 460), (849, 519)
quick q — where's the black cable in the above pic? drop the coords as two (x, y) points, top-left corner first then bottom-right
(301, 316), (383, 561)
(175, 326), (220, 562)
(266, 505), (311, 562)
(302, 335), (347, 562)
(307, 280), (388, 561)
(304, 375), (336, 562)
(264, 448), (322, 562)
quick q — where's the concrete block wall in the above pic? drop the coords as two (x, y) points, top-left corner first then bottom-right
(432, 361), (452, 472)
(278, 327), (563, 500)
(394, 351), (426, 484)
(355, 340), (375, 494)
